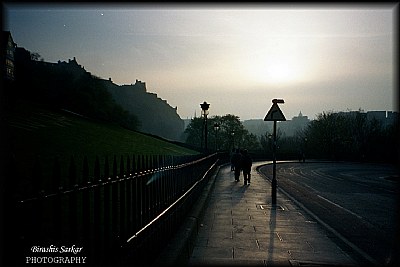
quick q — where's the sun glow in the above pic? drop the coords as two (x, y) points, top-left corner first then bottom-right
(264, 62), (298, 84)
(242, 36), (314, 86)
(247, 53), (308, 86)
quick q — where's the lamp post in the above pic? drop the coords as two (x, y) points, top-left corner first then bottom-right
(214, 122), (220, 152)
(303, 137), (307, 163)
(268, 133), (273, 155)
(231, 131), (235, 150)
(200, 101), (210, 151)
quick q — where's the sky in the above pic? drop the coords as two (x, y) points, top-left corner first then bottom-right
(3, 3), (398, 121)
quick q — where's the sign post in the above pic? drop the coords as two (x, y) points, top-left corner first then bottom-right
(264, 99), (286, 205)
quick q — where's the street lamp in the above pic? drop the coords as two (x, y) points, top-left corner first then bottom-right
(303, 137), (307, 163)
(231, 131), (235, 150)
(200, 101), (210, 151)
(268, 133), (273, 155)
(214, 122), (220, 151)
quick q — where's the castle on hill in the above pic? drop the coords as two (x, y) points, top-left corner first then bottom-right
(3, 30), (184, 141)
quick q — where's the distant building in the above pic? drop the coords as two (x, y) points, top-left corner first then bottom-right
(105, 78), (184, 141)
(338, 110), (399, 128)
(366, 111), (386, 122)
(279, 111), (310, 137)
(183, 118), (192, 130)
(366, 110), (398, 127)
(242, 112), (311, 137)
(387, 111), (399, 126)
(2, 31), (16, 81)
(242, 119), (271, 137)
(291, 111), (310, 128)
(132, 79), (146, 92)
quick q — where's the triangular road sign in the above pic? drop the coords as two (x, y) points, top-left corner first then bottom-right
(264, 103), (286, 121)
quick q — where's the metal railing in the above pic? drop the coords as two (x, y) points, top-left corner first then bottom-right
(3, 152), (224, 266)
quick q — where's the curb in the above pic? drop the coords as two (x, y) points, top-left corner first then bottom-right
(256, 162), (379, 266)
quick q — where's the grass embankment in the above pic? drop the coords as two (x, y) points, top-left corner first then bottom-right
(5, 102), (198, 192)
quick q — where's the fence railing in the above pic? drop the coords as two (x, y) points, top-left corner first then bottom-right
(3, 152), (224, 266)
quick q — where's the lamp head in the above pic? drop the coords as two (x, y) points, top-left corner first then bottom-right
(200, 101), (210, 116)
(200, 101), (210, 111)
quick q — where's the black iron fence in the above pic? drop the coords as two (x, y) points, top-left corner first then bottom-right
(2, 152), (224, 266)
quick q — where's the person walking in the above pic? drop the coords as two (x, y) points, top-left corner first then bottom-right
(241, 149), (252, 185)
(230, 148), (235, 171)
(231, 149), (242, 182)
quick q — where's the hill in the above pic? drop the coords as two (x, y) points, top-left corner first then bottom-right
(11, 47), (184, 141)
(103, 79), (184, 141)
(2, 101), (198, 191)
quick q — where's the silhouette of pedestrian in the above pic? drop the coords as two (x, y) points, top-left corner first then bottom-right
(241, 149), (252, 185)
(231, 149), (242, 182)
(230, 148), (235, 171)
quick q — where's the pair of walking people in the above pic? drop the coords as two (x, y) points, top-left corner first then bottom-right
(230, 149), (252, 185)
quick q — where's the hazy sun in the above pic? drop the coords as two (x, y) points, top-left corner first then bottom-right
(265, 62), (296, 83)
(243, 38), (311, 86)
(249, 54), (306, 85)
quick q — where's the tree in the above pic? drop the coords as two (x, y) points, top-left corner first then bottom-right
(302, 110), (397, 162)
(260, 128), (285, 159)
(302, 111), (346, 159)
(260, 132), (272, 154)
(183, 117), (204, 148)
(30, 52), (42, 61)
(184, 114), (260, 151)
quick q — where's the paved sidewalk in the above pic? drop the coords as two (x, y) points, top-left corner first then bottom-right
(188, 162), (357, 266)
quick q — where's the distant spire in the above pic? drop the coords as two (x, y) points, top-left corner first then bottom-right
(299, 111), (303, 117)
(194, 110), (197, 118)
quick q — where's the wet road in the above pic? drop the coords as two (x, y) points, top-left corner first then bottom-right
(259, 161), (399, 266)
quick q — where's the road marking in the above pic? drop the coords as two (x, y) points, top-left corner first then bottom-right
(276, 232), (283, 241)
(313, 170), (344, 181)
(317, 194), (363, 219)
(286, 174), (316, 192)
(257, 163), (381, 266)
(274, 185), (379, 266)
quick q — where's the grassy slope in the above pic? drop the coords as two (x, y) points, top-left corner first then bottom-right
(5, 102), (198, 188)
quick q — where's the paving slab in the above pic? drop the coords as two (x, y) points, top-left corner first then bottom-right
(188, 162), (357, 266)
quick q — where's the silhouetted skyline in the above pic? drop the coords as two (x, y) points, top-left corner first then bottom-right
(3, 3), (397, 120)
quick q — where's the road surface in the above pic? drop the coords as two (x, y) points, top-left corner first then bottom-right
(259, 161), (399, 266)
